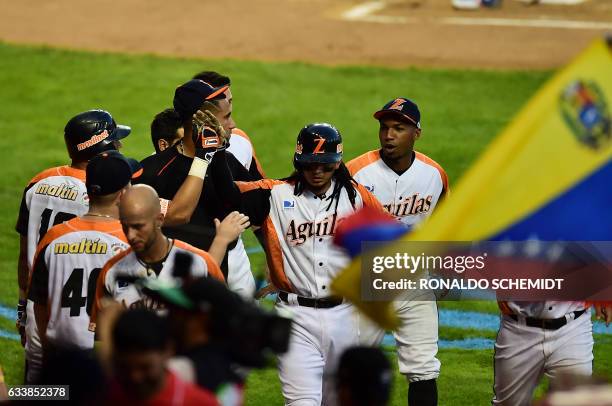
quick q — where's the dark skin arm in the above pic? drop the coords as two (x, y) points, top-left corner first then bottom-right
(17, 235), (28, 301)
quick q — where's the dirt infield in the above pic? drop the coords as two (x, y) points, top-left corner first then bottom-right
(0, 0), (610, 69)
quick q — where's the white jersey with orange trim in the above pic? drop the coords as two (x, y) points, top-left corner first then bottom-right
(348, 149), (447, 384)
(90, 240), (224, 330)
(228, 128), (265, 176)
(234, 178), (383, 298)
(28, 217), (128, 350)
(16, 166), (89, 270)
(347, 150), (449, 227)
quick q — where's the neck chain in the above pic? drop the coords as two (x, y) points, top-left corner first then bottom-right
(137, 237), (173, 270)
(84, 212), (114, 219)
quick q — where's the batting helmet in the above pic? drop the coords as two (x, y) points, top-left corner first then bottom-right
(293, 123), (343, 168)
(64, 110), (131, 161)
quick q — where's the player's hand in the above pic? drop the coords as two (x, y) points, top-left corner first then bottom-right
(214, 211), (250, 245)
(595, 303), (612, 326)
(16, 299), (26, 347)
(199, 108), (229, 147)
(191, 110), (226, 162)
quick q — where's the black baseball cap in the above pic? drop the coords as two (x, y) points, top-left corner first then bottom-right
(86, 151), (142, 196)
(374, 97), (421, 129)
(173, 79), (228, 121)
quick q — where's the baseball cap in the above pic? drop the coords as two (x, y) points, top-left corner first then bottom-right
(86, 151), (142, 196)
(373, 97), (421, 129)
(173, 79), (228, 121)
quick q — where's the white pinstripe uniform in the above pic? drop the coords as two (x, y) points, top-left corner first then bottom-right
(348, 149), (449, 382)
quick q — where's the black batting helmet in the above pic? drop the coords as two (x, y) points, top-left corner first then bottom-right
(293, 123), (343, 168)
(64, 110), (131, 162)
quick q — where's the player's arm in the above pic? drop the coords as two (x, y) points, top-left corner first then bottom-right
(17, 236), (28, 303)
(15, 186), (31, 342)
(208, 211), (250, 265)
(162, 110), (228, 226)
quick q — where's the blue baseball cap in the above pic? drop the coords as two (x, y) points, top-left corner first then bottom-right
(173, 79), (228, 121)
(86, 151), (142, 196)
(374, 98), (421, 129)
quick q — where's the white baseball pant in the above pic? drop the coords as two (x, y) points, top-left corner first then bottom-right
(24, 299), (43, 383)
(276, 299), (358, 406)
(359, 293), (440, 382)
(492, 311), (593, 406)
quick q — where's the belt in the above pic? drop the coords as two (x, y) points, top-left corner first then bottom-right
(509, 309), (586, 330)
(278, 291), (343, 309)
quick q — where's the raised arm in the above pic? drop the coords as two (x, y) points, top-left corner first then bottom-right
(163, 109), (230, 226)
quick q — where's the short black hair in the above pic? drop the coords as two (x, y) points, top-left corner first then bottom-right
(150, 108), (183, 153)
(112, 309), (170, 353)
(192, 71), (231, 88)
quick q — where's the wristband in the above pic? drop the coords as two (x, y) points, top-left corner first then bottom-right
(188, 157), (209, 180)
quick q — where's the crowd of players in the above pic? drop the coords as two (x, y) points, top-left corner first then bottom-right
(8, 69), (611, 405)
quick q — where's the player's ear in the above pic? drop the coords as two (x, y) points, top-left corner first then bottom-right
(414, 127), (422, 139)
(158, 139), (169, 152)
(333, 162), (341, 170)
(155, 212), (164, 228)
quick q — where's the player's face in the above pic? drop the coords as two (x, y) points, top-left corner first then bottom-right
(213, 97), (236, 134)
(224, 88), (233, 106)
(378, 118), (420, 161)
(301, 162), (340, 191)
(121, 212), (161, 254)
(113, 350), (168, 399)
(158, 127), (185, 152)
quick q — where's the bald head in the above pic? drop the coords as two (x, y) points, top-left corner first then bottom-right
(119, 185), (164, 254)
(120, 184), (161, 218)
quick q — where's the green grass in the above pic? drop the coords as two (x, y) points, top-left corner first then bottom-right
(245, 338), (612, 405)
(0, 42), (574, 404)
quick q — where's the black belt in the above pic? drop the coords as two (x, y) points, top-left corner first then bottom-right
(278, 291), (343, 309)
(509, 309), (586, 330)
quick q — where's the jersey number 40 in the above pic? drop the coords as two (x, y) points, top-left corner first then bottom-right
(61, 268), (102, 317)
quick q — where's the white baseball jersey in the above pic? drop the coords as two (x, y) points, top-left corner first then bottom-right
(90, 239), (224, 330)
(227, 128), (265, 175)
(347, 150), (449, 227)
(234, 178), (383, 298)
(16, 166), (89, 270)
(29, 217), (128, 349)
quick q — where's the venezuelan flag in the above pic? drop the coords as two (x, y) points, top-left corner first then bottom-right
(332, 39), (612, 330)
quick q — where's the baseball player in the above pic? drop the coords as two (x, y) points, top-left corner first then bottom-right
(192, 71), (267, 300)
(138, 79), (261, 299)
(210, 121), (384, 405)
(15, 109), (129, 382)
(90, 184), (248, 330)
(29, 151), (138, 358)
(493, 299), (612, 405)
(347, 98), (449, 406)
(17, 108), (228, 382)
